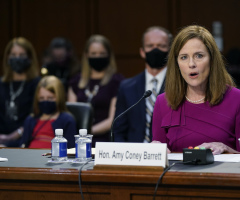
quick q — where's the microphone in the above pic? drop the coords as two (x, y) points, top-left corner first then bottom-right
(110, 90), (152, 142)
(143, 90), (152, 98)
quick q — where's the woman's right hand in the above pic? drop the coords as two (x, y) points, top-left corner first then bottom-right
(199, 142), (239, 155)
(151, 140), (171, 153)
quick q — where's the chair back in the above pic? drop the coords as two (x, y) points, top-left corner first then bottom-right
(66, 102), (93, 134)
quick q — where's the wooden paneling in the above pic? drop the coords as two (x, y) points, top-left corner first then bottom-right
(97, 0), (170, 54)
(0, 0), (12, 75)
(1, 166), (240, 199)
(97, 0), (170, 76)
(175, 0), (240, 54)
(18, 0), (88, 66)
(1, 0), (240, 77)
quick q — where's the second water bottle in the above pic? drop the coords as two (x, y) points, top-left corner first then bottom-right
(75, 129), (92, 162)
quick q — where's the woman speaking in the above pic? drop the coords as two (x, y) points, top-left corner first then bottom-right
(152, 25), (240, 155)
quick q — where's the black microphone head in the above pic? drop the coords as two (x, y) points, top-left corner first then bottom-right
(143, 90), (152, 98)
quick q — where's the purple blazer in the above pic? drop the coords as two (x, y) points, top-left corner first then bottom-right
(152, 87), (240, 152)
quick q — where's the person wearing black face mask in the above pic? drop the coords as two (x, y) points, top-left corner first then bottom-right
(68, 35), (124, 147)
(88, 56), (110, 72)
(0, 37), (41, 147)
(41, 37), (80, 93)
(114, 26), (172, 143)
(20, 76), (76, 148)
(145, 48), (168, 69)
(8, 57), (31, 74)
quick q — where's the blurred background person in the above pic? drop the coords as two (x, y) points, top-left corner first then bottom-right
(152, 25), (240, 155)
(20, 76), (76, 148)
(68, 35), (124, 147)
(41, 37), (80, 92)
(114, 26), (172, 143)
(225, 47), (240, 89)
(0, 37), (40, 147)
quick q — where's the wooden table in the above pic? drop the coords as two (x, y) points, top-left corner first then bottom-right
(1, 163), (240, 200)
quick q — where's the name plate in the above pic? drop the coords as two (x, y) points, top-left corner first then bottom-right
(95, 142), (168, 167)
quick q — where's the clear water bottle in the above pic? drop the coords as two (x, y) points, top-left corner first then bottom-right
(74, 134), (80, 150)
(86, 134), (93, 161)
(51, 129), (67, 161)
(75, 129), (92, 162)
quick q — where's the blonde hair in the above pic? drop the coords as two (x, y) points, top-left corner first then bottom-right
(79, 35), (117, 88)
(166, 25), (235, 110)
(2, 37), (39, 82)
(32, 76), (67, 116)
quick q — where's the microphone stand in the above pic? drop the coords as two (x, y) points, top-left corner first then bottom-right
(110, 90), (152, 142)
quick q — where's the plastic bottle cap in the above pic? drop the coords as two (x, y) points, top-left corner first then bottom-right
(79, 129), (87, 136)
(55, 129), (63, 136)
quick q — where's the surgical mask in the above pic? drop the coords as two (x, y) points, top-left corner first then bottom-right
(8, 57), (31, 73)
(145, 48), (168, 69)
(88, 57), (110, 72)
(38, 101), (57, 115)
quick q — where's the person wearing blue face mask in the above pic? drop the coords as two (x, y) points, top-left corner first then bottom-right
(0, 37), (40, 147)
(68, 35), (124, 147)
(114, 26), (172, 143)
(20, 76), (77, 148)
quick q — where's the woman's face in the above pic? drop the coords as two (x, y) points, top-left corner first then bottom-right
(177, 38), (210, 92)
(9, 44), (28, 59)
(8, 44), (31, 74)
(87, 42), (108, 58)
(38, 87), (56, 102)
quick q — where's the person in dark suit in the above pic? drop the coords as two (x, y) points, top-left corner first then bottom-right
(114, 26), (172, 143)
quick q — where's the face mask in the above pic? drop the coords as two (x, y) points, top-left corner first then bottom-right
(88, 57), (110, 72)
(38, 101), (57, 115)
(145, 48), (168, 69)
(52, 55), (70, 68)
(8, 57), (31, 73)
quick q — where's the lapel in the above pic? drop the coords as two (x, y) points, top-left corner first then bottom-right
(136, 71), (146, 124)
(159, 76), (166, 94)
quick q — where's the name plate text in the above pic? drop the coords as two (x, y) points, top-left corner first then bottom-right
(95, 142), (168, 167)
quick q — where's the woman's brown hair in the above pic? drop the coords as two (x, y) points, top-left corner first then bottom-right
(2, 37), (39, 82)
(166, 25), (234, 110)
